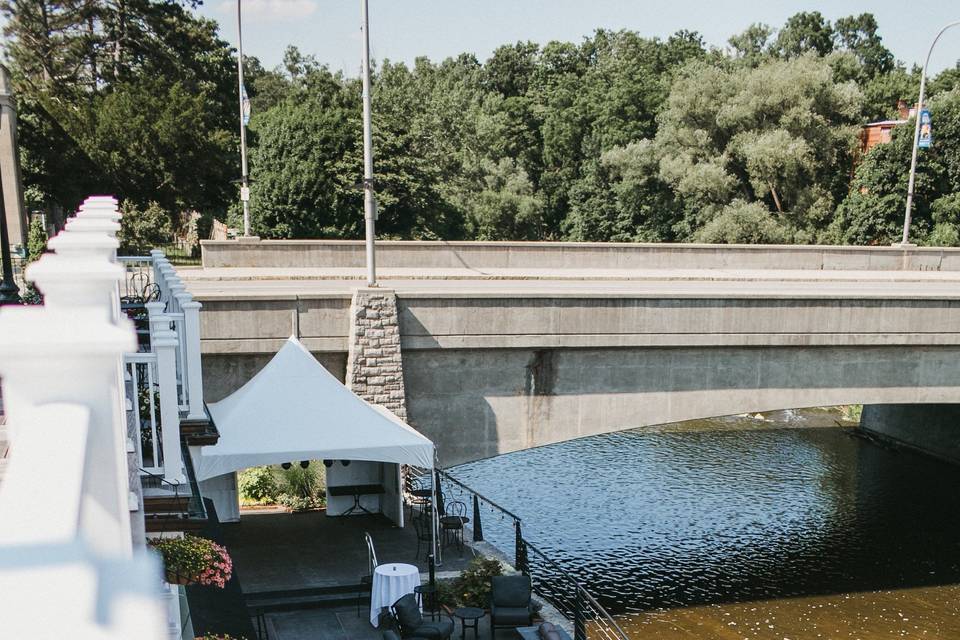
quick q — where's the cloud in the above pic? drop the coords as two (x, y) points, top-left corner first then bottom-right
(220, 0), (318, 21)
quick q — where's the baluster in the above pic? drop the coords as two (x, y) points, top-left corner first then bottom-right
(179, 294), (205, 419)
(153, 323), (185, 484)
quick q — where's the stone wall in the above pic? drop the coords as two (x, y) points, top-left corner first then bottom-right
(345, 288), (407, 420)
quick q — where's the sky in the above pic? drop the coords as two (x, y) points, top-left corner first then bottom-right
(196, 0), (960, 76)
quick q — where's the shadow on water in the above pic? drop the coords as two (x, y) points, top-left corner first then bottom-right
(450, 410), (960, 617)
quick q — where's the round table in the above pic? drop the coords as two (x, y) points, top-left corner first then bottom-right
(370, 562), (421, 627)
(453, 606), (485, 639)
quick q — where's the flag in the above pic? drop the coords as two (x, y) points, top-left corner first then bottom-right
(918, 108), (932, 149)
(241, 85), (251, 127)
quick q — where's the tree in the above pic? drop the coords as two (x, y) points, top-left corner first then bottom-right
(728, 24), (774, 66)
(773, 11), (835, 58)
(648, 54), (862, 241)
(118, 200), (173, 252)
(834, 13), (894, 78)
(246, 95), (360, 238)
(2, 0), (237, 217)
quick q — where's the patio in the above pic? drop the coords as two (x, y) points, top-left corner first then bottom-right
(260, 606), (527, 640)
(221, 508), (475, 594)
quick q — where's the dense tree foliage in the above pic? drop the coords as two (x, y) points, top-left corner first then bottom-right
(2, 0), (235, 226)
(5, 5), (960, 246)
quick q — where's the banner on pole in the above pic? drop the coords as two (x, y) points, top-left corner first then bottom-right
(241, 85), (251, 127)
(918, 108), (932, 149)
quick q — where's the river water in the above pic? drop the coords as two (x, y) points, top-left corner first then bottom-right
(450, 409), (960, 639)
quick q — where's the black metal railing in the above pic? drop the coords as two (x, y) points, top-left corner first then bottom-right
(435, 469), (629, 640)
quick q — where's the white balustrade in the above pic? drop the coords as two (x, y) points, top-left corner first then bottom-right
(145, 302), (185, 484)
(0, 195), (167, 639)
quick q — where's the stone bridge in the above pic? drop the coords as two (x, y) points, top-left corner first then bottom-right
(184, 240), (960, 466)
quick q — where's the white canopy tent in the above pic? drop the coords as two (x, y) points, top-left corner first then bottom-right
(190, 337), (437, 556)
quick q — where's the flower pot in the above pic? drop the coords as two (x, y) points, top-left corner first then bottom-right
(165, 569), (197, 586)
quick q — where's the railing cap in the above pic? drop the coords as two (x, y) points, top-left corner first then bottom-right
(64, 217), (121, 234)
(48, 231), (119, 253)
(0, 308), (136, 358)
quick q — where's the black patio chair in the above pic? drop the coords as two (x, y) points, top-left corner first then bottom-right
(490, 575), (533, 638)
(412, 512), (433, 560)
(440, 500), (467, 553)
(391, 593), (454, 640)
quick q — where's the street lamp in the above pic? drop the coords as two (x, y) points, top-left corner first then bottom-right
(900, 19), (960, 246)
(0, 127), (21, 305)
(236, 0), (252, 237)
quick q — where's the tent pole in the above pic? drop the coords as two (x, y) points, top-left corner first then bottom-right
(432, 461), (441, 566)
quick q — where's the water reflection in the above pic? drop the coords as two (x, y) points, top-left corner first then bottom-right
(451, 410), (960, 637)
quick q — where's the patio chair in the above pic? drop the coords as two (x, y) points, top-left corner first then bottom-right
(489, 575), (533, 638)
(440, 500), (467, 553)
(412, 512), (433, 560)
(358, 531), (379, 617)
(391, 593), (454, 640)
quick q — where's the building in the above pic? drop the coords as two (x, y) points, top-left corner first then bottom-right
(860, 100), (914, 154)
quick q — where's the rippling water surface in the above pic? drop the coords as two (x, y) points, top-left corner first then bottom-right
(450, 410), (960, 638)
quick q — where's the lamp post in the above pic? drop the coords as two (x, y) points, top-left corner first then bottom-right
(0, 139), (21, 305)
(360, 0), (377, 287)
(900, 19), (960, 246)
(236, 0), (252, 237)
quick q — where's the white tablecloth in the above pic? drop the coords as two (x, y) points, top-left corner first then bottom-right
(370, 562), (421, 626)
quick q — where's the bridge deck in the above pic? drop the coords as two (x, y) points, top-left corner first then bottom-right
(180, 267), (960, 300)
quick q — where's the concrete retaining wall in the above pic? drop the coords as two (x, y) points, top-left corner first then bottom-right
(200, 239), (960, 271)
(860, 404), (960, 465)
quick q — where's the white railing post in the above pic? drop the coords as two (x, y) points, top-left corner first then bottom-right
(179, 295), (205, 419)
(0, 194), (168, 640)
(0, 199), (136, 557)
(154, 325), (185, 484)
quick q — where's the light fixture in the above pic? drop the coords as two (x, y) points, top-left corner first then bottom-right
(341, 460), (351, 467)
(281, 462), (292, 470)
(323, 459), (333, 468)
(300, 460), (309, 469)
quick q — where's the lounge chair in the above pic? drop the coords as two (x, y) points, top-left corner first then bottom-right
(391, 593), (455, 639)
(490, 575), (533, 637)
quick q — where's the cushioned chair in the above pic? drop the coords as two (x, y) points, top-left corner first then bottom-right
(391, 593), (455, 639)
(382, 632), (402, 640)
(490, 575), (533, 637)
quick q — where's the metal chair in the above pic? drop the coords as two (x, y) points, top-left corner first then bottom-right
(358, 531), (379, 617)
(441, 500), (467, 553)
(412, 512), (433, 560)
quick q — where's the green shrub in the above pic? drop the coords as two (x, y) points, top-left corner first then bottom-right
(453, 557), (504, 608)
(238, 467), (279, 504)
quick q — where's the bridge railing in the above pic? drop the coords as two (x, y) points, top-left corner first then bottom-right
(436, 469), (629, 640)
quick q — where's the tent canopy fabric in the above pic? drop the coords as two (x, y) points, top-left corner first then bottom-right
(192, 336), (434, 481)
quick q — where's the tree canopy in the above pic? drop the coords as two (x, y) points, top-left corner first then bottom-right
(4, 5), (960, 247)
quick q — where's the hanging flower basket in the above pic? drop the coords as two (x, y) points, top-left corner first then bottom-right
(150, 535), (233, 588)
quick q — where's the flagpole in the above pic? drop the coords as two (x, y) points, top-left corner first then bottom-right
(360, 0), (377, 286)
(237, 0), (251, 237)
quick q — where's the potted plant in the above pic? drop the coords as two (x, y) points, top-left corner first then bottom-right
(150, 535), (233, 588)
(449, 557), (504, 611)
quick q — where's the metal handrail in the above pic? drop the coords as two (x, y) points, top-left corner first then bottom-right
(435, 468), (629, 640)
(436, 469), (523, 522)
